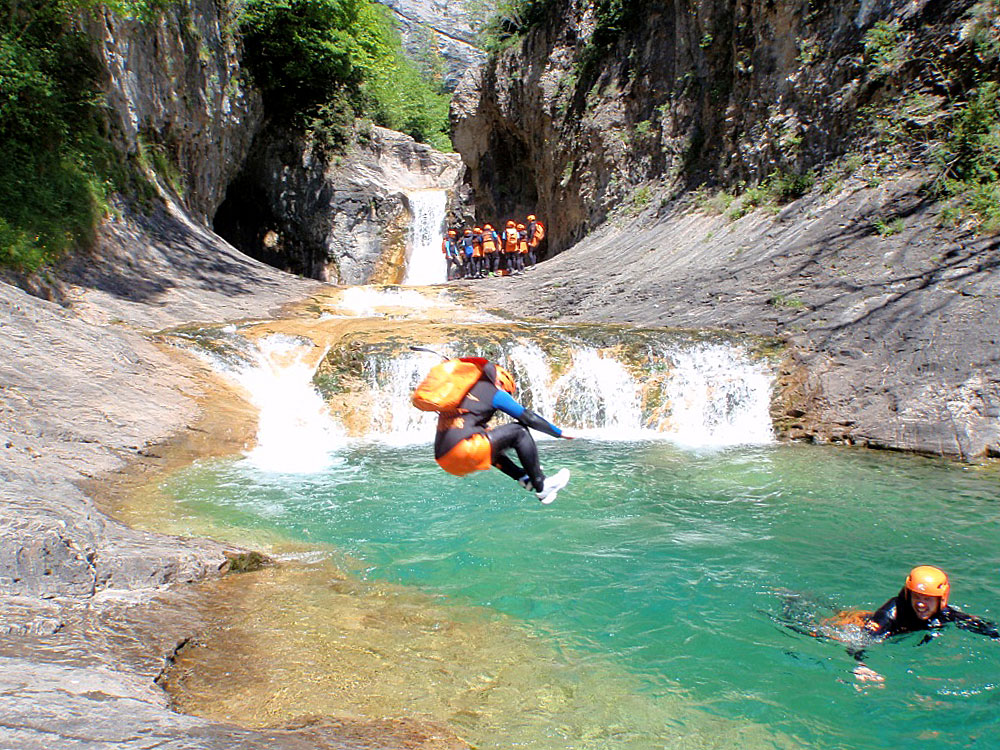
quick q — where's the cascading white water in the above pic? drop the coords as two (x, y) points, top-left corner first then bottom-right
(363, 350), (446, 445)
(506, 342), (556, 417)
(657, 344), (774, 446)
(179, 327), (773, 458)
(552, 348), (644, 436)
(192, 332), (347, 474)
(361, 341), (774, 447)
(403, 190), (447, 285)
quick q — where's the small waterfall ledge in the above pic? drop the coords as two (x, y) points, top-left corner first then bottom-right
(358, 339), (775, 447)
(169, 312), (778, 472)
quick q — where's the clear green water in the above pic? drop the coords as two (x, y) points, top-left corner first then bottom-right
(164, 441), (1000, 749)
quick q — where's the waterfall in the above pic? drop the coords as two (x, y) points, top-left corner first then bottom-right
(403, 190), (447, 285)
(656, 344), (774, 447)
(172, 325), (775, 462)
(363, 350), (445, 445)
(180, 331), (347, 474)
(359, 340), (774, 447)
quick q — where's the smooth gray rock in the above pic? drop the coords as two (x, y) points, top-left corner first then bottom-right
(83, 0), (263, 222)
(468, 176), (1000, 459)
(377, 0), (488, 91)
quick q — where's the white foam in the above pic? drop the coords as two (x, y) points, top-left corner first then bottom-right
(356, 340), (775, 448)
(225, 334), (347, 474)
(333, 286), (438, 317)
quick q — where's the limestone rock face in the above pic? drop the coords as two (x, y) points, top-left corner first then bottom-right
(84, 0), (262, 222)
(214, 125), (464, 283)
(452, 0), (960, 256)
(377, 0), (488, 91)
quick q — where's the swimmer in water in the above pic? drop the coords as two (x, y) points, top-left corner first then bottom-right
(850, 566), (999, 683)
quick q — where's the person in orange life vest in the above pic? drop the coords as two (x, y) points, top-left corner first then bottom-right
(526, 214), (545, 268)
(502, 220), (519, 274)
(472, 226), (485, 278)
(844, 566), (1000, 683)
(442, 229), (461, 280)
(481, 223), (499, 275)
(435, 361), (573, 504)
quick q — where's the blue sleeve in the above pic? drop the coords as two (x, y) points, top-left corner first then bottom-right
(491, 389), (526, 418)
(492, 390), (563, 437)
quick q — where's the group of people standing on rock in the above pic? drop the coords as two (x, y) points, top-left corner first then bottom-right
(441, 215), (546, 280)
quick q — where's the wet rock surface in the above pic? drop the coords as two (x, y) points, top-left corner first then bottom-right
(1, 200), (469, 747)
(1, 201), (470, 746)
(469, 175), (1000, 459)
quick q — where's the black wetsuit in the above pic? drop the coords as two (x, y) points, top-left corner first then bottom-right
(434, 366), (562, 492)
(866, 588), (1000, 640)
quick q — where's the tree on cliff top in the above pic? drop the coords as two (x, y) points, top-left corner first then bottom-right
(240, 0), (451, 151)
(0, 0), (111, 271)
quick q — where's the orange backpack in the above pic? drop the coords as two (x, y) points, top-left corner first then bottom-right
(412, 357), (489, 413)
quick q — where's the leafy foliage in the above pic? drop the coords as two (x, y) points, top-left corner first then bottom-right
(477, 0), (552, 52)
(933, 81), (1000, 231)
(240, 0), (451, 150)
(0, 0), (113, 271)
(863, 20), (906, 75)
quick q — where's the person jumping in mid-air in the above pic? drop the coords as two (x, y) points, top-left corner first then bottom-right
(413, 355), (572, 503)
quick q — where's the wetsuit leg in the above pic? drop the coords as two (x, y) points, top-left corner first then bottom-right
(492, 453), (526, 482)
(488, 423), (544, 492)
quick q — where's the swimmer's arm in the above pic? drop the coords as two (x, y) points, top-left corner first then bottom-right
(849, 608), (890, 683)
(862, 599), (896, 639)
(948, 610), (1000, 639)
(491, 390), (563, 438)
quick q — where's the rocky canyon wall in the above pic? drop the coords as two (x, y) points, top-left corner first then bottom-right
(452, 0), (977, 255)
(455, 0), (1000, 459)
(83, 0), (262, 223)
(213, 125), (464, 283)
(377, 0), (488, 91)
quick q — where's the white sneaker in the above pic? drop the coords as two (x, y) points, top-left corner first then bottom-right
(537, 468), (570, 505)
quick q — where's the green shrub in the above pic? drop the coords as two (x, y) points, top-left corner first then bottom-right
(874, 217), (905, 236)
(724, 170), (813, 220)
(962, 0), (1000, 62)
(240, 0), (451, 150)
(478, 0), (552, 52)
(767, 293), (806, 310)
(0, 0), (118, 271)
(863, 20), (905, 75)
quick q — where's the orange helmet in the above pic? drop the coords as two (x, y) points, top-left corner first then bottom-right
(447, 229), (456, 236)
(516, 223), (525, 230)
(506, 220), (515, 227)
(484, 223), (492, 230)
(527, 214), (536, 221)
(473, 226), (482, 232)
(905, 566), (950, 607)
(493, 365), (516, 395)
(464, 228), (472, 235)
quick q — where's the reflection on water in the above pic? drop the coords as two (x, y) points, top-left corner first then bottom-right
(155, 442), (1000, 750)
